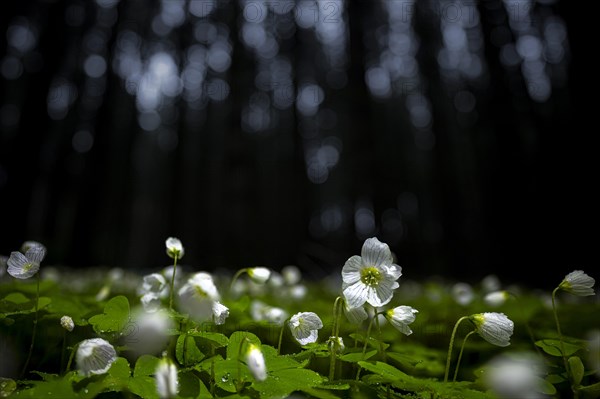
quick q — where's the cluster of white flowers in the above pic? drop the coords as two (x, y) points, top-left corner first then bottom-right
(250, 300), (288, 326)
(139, 273), (169, 313)
(340, 237), (418, 335)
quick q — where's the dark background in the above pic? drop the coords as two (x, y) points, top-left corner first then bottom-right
(0, 0), (595, 289)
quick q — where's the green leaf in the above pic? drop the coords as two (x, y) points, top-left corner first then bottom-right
(176, 334), (205, 367)
(300, 387), (342, 399)
(227, 331), (261, 361)
(88, 295), (130, 334)
(546, 373), (567, 384)
(129, 376), (159, 399)
(252, 368), (325, 398)
(339, 349), (377, 363)
(534, 376), (557, 395)
(133, 355), (161, 378)
(0, 377), (16, 398)
(261, 345), (304, 371)
(13, 378), (76, 398)
(535, 339), (583, 357)
(579, 382), (600, 399)
(4, 292), (29, 304)
(569, 356), (585, 387)
(357, 361), (409, 382)
(189, 331), (229, 348)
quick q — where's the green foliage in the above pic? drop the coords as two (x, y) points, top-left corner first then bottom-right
(1, 265), (598, 398)
(88, 295), (130, 334)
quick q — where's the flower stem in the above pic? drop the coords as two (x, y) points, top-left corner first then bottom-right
(551, 288), (572, 384)
(328, 297), (343, 381)
(277, 319), (289, 355)
(65, 342), (79, 372)
(355, 314), (377, 381)
(168, 254), (179, 311)
(374, 308), (386, 363)
(21, 272), (40, 377)
(444, 315), (469, 383)
(230, 268), (248, 293)
(453, 330), (475, 382)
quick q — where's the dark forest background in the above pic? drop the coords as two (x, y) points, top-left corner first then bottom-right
(0, 0), (595, 289)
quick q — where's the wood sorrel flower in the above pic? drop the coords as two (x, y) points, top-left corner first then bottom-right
(385, 305), (419, 336)
(246, 343), (267, 381)
(178, 272), (221, 322)
(558, 270), (595, 296)
(7, 244), (46, 279)
(484, 291), (511, 307)
(155, 358), (178, 399)
(76, 338), (117, 376)
(341, 237), (402, 308)
(247, 267), (271, 284)
(343, 303), (368, 325)
(165, 237), (184, 259)
(470, 312), (514, 347)
(289, 312), (323, 345)
(60, 315), (75, 332)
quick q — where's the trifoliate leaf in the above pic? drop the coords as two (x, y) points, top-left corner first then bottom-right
(88, 295), (130, 334)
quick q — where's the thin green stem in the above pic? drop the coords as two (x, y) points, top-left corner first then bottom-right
(168, 254), (179, 311)
(374, 308), (386, 363)
(328, 297), (343, 381)
(453, 330), (475, 382)
(551, 288), (571, 383)
(277, 319), (289, 355)
(230, 268), (249, 292)
(356, 313), (377, 381)
(444, 316), (469, 383)
(21, 273), (40, 377)
(65, 342), (79, 372)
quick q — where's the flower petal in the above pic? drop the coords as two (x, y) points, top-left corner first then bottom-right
(343, 282), (368, 308)
(25, 245), (46, 264)
(341, 256), (363, 284)
(368, 279), (396, 307)
(361, 237), (393, 267)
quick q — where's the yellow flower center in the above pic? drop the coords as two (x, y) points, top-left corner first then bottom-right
(360, 267), (381, 287)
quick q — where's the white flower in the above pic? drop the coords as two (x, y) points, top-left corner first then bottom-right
(481, 274), (501, 293)
(178, 272), (220, 321)
(212, 301), (229, 325)
(385, 306), (418, 336)
(20, 241), (46, 254)
(264, 306), (288, 326)
(127, 309), (173, 356)
(143, 273), (167, 294)
(341, 237), (402, 308)
(484, 352), (547, 399)
(7, 245), (46, 279)
(470, 312), (514, 347)
(484, 291), (511, 307)
(451, 283), (474, 306)
(246, 344), (267, 381)
(288, 284), (307, 299)
(327, 336), (345, 353)
(289, 312), (323, 345)
(155, 358), (178, 399)
(141, 293), (162, 313)
(248, 267), (271, 284)
(60, 315), (75, 332)
(343, 303), (368, 325)
(281, 265), (302, 285)
(558, 270), (595, 296)
(76, 338), (117, 376)
(165, 237), (184, 259)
